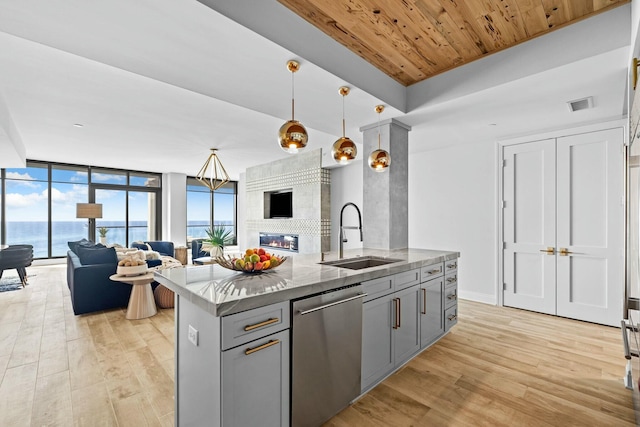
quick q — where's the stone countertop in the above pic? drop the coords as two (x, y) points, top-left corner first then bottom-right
(154, 248), (459, 317)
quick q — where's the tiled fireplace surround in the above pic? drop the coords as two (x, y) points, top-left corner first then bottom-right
(245, 149), (330, 255)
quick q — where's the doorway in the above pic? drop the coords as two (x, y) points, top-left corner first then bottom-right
(501, 127), (624, 326)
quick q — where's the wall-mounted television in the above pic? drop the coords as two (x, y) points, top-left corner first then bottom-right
(265, 190), (293, 218)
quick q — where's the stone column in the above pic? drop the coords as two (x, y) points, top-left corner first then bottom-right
(360, 118), (411, 249)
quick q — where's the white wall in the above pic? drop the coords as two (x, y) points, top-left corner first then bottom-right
(162, 172), (187, 246)
(408, 140), (497, 304)
(330, 160), (364, 253)
(237, 172), (246, 250)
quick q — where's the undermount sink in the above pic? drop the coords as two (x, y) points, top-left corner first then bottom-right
(319, 256), (402, 270)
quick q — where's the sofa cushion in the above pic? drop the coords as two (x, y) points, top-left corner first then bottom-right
(68, 238), (90, 254)
(76, 246), (118, 266)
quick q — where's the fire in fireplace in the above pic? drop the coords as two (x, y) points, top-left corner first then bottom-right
(259, 232), (299, 252)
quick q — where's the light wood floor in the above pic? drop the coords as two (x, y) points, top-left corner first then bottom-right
(0, 265), (636, 426)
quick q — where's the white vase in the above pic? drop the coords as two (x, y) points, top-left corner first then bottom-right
(100, 236), (107, 245)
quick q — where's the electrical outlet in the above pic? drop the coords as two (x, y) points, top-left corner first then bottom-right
(188, 325), (198, 346)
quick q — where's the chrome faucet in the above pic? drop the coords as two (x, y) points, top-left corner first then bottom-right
(339, 202), (363, 259)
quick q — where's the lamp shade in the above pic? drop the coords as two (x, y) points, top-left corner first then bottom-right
(76, 203), (103, 219)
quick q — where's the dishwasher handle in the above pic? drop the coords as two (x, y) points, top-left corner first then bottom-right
(298, 293), (367, 316)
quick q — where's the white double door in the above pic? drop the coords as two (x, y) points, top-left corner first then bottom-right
(502, 128), (624, 326)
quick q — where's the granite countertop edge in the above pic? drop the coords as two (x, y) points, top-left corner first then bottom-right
(154, 248), (459, 317)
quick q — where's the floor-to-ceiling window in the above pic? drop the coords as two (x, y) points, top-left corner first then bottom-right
(0, 161), (161, 259)
(91, 169), (161, 248)
(3, 164), (50, 258)
(51, 165), (89, 257)
(186, 178), (237, 244)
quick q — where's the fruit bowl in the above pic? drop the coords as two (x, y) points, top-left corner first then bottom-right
(216, 249), (287, 274)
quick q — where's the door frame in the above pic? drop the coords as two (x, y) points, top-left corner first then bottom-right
(496, 119), (628, 308)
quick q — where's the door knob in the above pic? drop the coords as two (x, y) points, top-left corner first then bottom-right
(539, 247), (555, 255)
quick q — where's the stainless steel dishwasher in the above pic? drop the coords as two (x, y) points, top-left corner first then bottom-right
(291, 284), (366, 427)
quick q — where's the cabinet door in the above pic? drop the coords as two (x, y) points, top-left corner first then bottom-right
(420, 278), (444, 348)
(393, 285), (421, 366)
(221, 329), (289, 427)
(361, 294), (394, 392)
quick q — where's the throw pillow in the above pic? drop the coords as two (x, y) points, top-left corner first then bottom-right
(76, 246), (118, 266)
(67, 238), (90, 254)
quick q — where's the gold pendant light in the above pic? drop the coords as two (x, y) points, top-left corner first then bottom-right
(331, 86), (357, 164)
(196, 148), (230, 191)
(278, 60), (308, 153)
(368, 105), (390, 172)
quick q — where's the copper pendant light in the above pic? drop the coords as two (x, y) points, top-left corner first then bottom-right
(368, 105), (390, 172)
(331, 86), (357, 164)
(278, 60), (308, 153)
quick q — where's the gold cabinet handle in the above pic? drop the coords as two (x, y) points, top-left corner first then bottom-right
(421, 288), (427, 315)
(448, 314), (457, 321)
(245, 339), (280, 355)
(244, 317), (279, 331)
(539, 247), (555, 255)
(446, 276), (457, 283)
(559, 248), (573, 256)
(447, 293), (457, 300)
(446, 263), (457, 269)
(427, 269), (441, 274)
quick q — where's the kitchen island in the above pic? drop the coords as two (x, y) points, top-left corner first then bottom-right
(155, 248), (459, 427)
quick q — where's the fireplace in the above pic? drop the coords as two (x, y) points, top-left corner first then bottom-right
(259, 232), (299, 253)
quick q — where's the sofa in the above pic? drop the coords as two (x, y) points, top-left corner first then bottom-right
(66, 239), (163, 315)
(132, 241), (175, 257)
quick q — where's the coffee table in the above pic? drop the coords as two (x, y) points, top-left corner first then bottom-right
(109, 271), (157, 319)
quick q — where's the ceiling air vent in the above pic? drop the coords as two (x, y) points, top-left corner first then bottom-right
(567, 96), (593, 112)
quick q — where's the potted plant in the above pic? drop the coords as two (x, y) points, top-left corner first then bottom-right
(203, 225), (234, 257)
(98, 227), (108, 245)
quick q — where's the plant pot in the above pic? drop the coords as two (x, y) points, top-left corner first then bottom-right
(100, 236), (107, 245)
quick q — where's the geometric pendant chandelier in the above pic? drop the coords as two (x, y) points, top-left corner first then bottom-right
(196, 148), (230, 191)
(278, 60), (308, 153)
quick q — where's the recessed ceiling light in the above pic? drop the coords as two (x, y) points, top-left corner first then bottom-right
(73, 123), (84, 128)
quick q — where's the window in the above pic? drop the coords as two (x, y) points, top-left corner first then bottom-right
(51, 165), (89, 257)
(4, 164), (49, 258)
(0, 161), (161, 259)
(186, 178), (237, 244)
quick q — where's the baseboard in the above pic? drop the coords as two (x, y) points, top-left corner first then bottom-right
(458, 290), (497, 305)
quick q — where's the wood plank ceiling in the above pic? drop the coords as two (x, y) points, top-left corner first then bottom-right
(278, 0), (629, 86)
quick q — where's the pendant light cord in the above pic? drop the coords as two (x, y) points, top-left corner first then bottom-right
(291, 72), (295, 121)
(342, 95), (346, 137)
(377, 108), (381, 149)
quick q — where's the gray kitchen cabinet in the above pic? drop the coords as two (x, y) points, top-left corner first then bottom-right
(221, 329), (290, 427)
(361, 270), (422, 392)
(362, 292), (395, 391)
(175, 296), (290, 427)
(393, 284), (421, 365)
(420, 276), (444, 348)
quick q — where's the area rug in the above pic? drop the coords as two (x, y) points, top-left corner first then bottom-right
(0, 277), (24, 292)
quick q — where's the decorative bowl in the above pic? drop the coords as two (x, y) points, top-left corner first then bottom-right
(216, 251), (287, 274)
(116, 263), (148, 277)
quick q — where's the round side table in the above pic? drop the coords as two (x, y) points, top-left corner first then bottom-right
(110, 272), (157, 319)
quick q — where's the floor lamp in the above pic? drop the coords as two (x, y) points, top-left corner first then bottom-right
(76, 203), (103, 242)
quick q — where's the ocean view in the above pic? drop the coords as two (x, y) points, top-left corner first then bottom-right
(4, 221), (231, 258)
